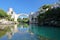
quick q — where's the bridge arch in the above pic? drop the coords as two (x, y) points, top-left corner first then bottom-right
(13, 14), (29, 22)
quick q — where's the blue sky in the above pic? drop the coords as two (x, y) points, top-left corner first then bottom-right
(0, 0), (58, 14)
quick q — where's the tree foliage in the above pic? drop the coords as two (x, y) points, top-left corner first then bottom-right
(42, 5), (51, 9)
(37, 4), (60, 26)
(0, 9), (8, 18)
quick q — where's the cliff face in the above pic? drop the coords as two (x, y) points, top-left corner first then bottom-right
(38, 4), (60, 27)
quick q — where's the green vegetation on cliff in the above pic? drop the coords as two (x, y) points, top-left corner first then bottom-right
(0, 9), (14, 21)
(37, 4), (60, 26)
(0, 9), (8, 18)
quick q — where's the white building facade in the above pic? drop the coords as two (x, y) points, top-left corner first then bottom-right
(29, 12), (39, 23)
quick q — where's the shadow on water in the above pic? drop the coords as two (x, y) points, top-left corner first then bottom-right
(29, 24), (60, 40)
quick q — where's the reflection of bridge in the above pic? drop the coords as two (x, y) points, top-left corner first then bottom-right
(6, 24), (29, 39)
(7, 8), (29, 22)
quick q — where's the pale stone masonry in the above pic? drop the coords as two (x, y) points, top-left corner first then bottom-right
(7, 8), (29, 22)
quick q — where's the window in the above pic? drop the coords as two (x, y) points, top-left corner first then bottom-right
(11, 11), (13, 14)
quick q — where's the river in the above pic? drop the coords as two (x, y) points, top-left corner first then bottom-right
(0, 24), (60, 40)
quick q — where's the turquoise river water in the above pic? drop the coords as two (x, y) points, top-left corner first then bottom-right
(0, 24), (60, 40)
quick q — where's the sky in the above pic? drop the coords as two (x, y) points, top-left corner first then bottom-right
(0, 0), (58, 14)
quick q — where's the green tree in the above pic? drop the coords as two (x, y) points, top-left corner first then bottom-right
(0, 9), (8, 18)
(37, 4), (60, 26)
(42, 5), (51, 9)
(22, 18), (29, 23)
(17, 18), (21, 22)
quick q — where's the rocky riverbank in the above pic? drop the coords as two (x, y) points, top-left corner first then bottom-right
(0, 19), (18, 25)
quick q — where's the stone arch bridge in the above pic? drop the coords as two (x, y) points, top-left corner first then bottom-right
(11, 13), (29, 22)
(7, 8), (29, 22)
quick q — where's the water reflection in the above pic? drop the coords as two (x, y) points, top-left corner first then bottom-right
(0, 24), (60, 40)
(6, 24), (18, 39)
(0, 24), (39, 40)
